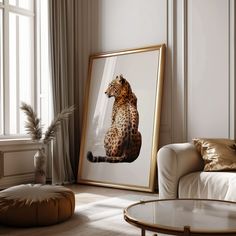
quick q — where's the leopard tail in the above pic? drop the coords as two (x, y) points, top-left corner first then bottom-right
(87, 151), (126, 163)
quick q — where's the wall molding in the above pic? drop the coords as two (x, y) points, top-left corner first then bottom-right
(0, 141), (39, 188)
(229, 0), (235, 139)
(0, 173), (34, 189)
(182, 0), (188, 141)
(2, 149), (36, 176)
(168, 0), (188, 143)
(0, 151), (3, 178)
(171, 0), (235, 141)
(167, 0), (173, 143)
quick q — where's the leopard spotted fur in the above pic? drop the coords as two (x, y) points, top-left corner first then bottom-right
(87, 75), (142, 163)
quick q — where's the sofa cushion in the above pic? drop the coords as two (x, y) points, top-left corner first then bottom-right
(179, 171), (236, 201)
(193, 138), (236, 171)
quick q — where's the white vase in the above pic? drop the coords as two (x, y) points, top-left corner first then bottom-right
(34, 148), (47, 184)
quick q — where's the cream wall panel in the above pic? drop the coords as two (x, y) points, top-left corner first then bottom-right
(0, 140), (40, 188)
(90, 0), (167, 53)
(0, 174), (34, 190)
(2, 0), (233, 188)
(4, 150), (35, 176)
(187, 0), (230, 140)
(89, 0), (171, 146)
(229, 0), (235, 139)
(168, 0), (187, 143)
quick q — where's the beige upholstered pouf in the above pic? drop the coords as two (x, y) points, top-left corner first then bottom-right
(0, 184), (75, 227)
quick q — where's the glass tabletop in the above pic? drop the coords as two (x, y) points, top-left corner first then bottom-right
(124, 199), (236, 234)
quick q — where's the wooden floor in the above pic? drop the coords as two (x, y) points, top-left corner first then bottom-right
(0, 184), (160, 236)
(68, 183), (158, 203)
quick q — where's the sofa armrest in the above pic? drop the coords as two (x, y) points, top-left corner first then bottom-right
(157, 143), (204, 199)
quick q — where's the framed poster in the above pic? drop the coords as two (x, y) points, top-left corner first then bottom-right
(77, 44), (166, 192)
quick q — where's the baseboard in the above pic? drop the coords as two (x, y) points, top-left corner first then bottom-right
(0, 173), (34, 189)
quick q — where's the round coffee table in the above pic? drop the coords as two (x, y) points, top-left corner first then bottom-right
(124, 199), (236, 236)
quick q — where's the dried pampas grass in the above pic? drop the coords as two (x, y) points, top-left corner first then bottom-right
(43, 105), (76, 144)
(20, 102), (75, 144)
(20, 102), (42, 141)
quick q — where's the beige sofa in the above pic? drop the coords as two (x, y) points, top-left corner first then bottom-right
(157, 143), (236, 201)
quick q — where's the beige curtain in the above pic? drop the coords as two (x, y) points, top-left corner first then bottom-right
(48, 0), (76, 184)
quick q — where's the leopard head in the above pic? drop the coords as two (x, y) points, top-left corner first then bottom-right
(105, 75), (132, 98)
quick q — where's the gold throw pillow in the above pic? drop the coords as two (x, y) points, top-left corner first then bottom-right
(193, 138), (236, 171)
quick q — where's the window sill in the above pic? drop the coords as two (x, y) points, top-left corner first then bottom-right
(0, 138), (38, 146)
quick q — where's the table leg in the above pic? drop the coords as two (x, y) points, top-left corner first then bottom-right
(141, 228), (145, 236)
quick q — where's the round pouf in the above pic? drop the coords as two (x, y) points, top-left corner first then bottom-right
(0, 184), (75, 227)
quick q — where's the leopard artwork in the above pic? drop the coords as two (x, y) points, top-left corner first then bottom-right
(87, 74), (142, 163)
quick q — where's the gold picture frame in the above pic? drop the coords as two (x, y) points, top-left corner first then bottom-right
(77, 44), (166, 192)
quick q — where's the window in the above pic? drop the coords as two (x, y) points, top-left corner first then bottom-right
(0, 9), (3, 135)
(9, 0), (33, 11)
(0, 0), (51, 138)
(36, 0), (52, 133)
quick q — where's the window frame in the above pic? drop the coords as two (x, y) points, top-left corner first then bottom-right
(0, 7), (3, 135)
(0, 0), (37, 139)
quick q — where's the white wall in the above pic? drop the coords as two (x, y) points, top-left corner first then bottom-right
(84, 0), (235, 146)
(88, 0), (172, 146)
(186, 0), (235, 140)
(89, 0), (167, 53)
(1, 0), (234, 188)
